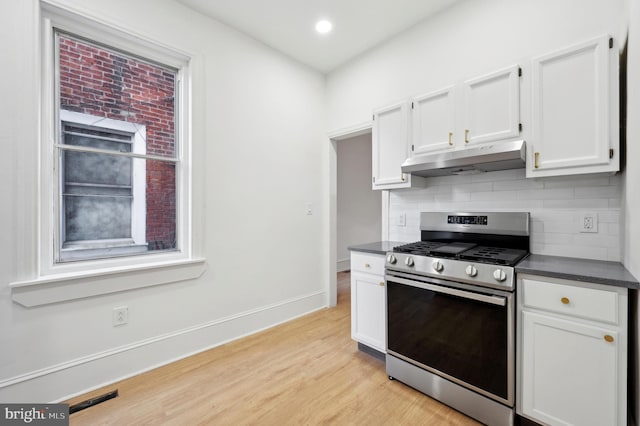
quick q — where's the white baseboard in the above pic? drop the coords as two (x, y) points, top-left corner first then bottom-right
(337, 258), (350, 272)
(0, 290), (327, 403)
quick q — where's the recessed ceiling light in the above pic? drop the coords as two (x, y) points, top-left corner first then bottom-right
(315, 20), (332, 34)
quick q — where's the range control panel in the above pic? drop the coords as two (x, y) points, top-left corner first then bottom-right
(447, 215), (488, 226)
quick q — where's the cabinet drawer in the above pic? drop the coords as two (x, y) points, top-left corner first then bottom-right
(522, 278), (619, 324)
(351, 252), (385, 275)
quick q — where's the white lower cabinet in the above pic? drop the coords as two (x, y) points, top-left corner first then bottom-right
(350, 252), (386, 353)
(517, 275), (627, 426)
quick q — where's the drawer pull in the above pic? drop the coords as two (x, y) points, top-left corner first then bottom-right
(379, 281), (385, 287)
(604, 335), (614, 343)
(364, 263), (370, 268)
(560, 297), (570, 305)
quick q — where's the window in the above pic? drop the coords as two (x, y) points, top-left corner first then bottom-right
(58, 111), (150, 261)
(31, 3), (198, 280)
(54, 32), (178, 263)
(9, 2), (203, 306)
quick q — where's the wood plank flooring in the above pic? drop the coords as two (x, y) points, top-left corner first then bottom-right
(66, 272), (480, 425)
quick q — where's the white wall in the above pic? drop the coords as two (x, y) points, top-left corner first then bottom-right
(337, 134), (381, 268)
(0, 0), (327, 402)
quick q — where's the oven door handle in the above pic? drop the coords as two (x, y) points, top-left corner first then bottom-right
(389, 276), (506, 307)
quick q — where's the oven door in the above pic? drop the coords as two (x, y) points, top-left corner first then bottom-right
(386, 273), (514, 406)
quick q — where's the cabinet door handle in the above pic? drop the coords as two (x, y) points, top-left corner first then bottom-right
(465, 129), (470, 144)
(379, 281), (385, 287)
(534, 152), (540, 169)
(604, 335), (615, 343)
(448, 132), (453, 146)
(561, 297), (570, 305)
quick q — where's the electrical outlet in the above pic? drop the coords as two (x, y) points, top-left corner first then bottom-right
(397, 212), (406, 227)
(305, 203), (313, 215)
(112, 306), (129, 327)
(579, 212), (598, 233)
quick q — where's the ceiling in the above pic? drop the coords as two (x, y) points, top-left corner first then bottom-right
(176, 0), (460, 73)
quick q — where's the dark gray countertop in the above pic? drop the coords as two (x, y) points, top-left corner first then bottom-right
(348, 241), (406, 255)
(516, 254), (639, 289)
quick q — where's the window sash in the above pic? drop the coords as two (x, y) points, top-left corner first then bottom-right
(55, 144), (178, 163)
(37, 2), (193, 278)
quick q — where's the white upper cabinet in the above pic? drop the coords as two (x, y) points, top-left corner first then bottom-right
(411, 86), (456, 154)
(462, 65), (521, 145)
(410, 65), (521, 155)
(372, 101), (424, 190)
(528, 35), (619, 177)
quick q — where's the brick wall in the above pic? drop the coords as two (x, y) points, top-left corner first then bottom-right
(58, 35), (176, 250)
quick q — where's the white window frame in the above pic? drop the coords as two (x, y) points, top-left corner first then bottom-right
(9, 1), (205, 307)
(58, 110), (147, 260)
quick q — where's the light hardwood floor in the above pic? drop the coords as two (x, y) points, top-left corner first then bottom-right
(67, 272), (480, 425)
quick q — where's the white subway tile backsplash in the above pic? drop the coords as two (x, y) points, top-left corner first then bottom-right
(472, 168), (525, 182)
(608, 223), (620, 235)
(573, 234), (619, 248)
(542, 174), (611, 188)
(607, 246), (621, 261)
(493, 178), (544, 191)
(543, 198), (609, 209)
(471, 190), (519, 201)
(517, 188), (574, 200)
(389, 169), (622, 262)
(575, 186), (621, 199)
(434, 192), (472, 202)
(453, 182), (494, 193)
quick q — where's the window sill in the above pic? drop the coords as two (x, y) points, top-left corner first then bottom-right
(10, 258), (207, 307)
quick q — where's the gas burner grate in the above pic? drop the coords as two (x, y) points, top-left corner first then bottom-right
(393, 241), (446, 256)
(459, 246), (528, 266)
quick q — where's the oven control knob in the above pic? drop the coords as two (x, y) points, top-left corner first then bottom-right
(386, 254), (397, 264)
(432, 261), (444, 272)
(405, 257), (414, 267)
(493, 269), (507, 282)
(465, 265), (478, 277)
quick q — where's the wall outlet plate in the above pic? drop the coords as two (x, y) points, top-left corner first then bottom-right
(397, 212), (406, 227)
(112, 306), (129, 326)
(579, 212), (598, 233)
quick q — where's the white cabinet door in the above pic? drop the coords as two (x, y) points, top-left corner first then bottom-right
(411, 86), (456, 154)
(462, 65), (520, 146)
(521, 311), (620, 426)
(351, 272), (386, 352)
(529, 35), (618, 177)
(372, 101), (412, 190)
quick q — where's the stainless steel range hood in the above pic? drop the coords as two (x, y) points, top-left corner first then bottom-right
(401, 140), (526, 177)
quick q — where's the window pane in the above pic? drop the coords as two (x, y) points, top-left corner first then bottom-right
(146, 160), (176, 251)
(65, 195), (132, 242)
(64, 150), (132, 188)
(58, 34), (176, 159)
(60, 156), (176, 260)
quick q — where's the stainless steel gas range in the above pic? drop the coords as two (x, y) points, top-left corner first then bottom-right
(385, 211), (530, 426)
